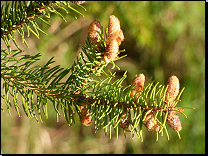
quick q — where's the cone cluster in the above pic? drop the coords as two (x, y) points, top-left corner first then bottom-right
(88, 15), (124, 64)
(131, 74), (161, 132)
(119, 73), (145, 131)
(165, 75), (182, 132)
(87, 17), (184, 133)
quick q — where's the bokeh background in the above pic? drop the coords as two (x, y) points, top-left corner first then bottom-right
(1, 1), (205, 154)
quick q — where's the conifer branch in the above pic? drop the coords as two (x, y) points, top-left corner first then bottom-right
(1, 1), (86, 51)
(1, 2), (195, 141)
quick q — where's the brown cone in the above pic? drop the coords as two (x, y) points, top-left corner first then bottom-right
(166, 111), (182, 132)
(165, 75), (180, 107)
(88, 19), (102, 49)
(130, 73), (145, 102)
(119, 112), (131, 132)
(143, 112), (160, 133)
(106, 15), (124, 45)
(79, 103), (92, 126)
(104, 38), (119, 63)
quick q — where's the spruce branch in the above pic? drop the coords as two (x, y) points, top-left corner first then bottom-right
(1, 1), (86, 51)
(1, 10), (195, 141)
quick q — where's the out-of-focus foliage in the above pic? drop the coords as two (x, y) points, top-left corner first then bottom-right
(1, 1), (204, 154)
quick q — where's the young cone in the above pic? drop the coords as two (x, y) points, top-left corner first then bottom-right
(79, 102), (92, 126)
(166, 111), (182, 132)
(165, 75), (180, 107)
(143, 112), (160, 133)
(104, 15), (124, 63)
(119, 112), (131, 132)
(118, 73), (145, 132)
(106, 15), (124, 45)
(104, 38), (119, 63)
(130, 73), (145, 102)
(88, 19), (102, 49)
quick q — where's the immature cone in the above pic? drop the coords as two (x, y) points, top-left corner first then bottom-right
(106, 15), (124, 45)
(166, 111), (182, 132)
(104, 15), (124, 63)
(104, 38), (119, 63)
(119, 112), (131, 132)
(165, 75), (180, 107)
(130, 73), (145, 102)
(143, 112), (161, 133)
(79, 103), (92, 126)
(88, 19), (102, 48)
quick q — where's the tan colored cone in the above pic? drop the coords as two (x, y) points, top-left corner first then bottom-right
(119, 112), (131, 132)
(143, 112), (160, 133)
(165, 75), (180, 107)
(166, 111), (182, 132)
(79, 103), (92, 126)
(104, 38), (119, 63)
(130, 73), (145, 102)
(106, 15), (124, 45)
(88, 19), (102, 47)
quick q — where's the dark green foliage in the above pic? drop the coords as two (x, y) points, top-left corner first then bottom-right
(1, 1), (86, 52)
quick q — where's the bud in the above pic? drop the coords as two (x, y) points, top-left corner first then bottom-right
(119, 112), (131, 132)
(104, 38), (119, 63)
(165, 75), (180, 107)
(88, 19), (102, 48)
(166, 111), (182, 132)
(143, 112), (160, 133)
(106, 15), (124, 45)
(130, 74), (145, 102)
(79, 103), (92, 126)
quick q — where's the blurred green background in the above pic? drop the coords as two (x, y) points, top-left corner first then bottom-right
(1, 1), (205, 154)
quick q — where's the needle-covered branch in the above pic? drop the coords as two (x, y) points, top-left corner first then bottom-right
(1, 13), (195, 141)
